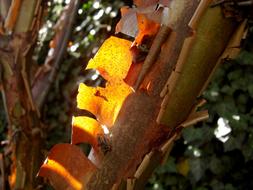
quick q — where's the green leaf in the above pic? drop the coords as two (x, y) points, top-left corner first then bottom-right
(227, 70), (242, 81)
(157, 156), (178, 174)
(182, 128), (203, 144)
(189, 158), (206, 182)
(210, 179), (224, 190)
(236, 50), (253, 65)
(195, 187), (208, 190)
(248, 84), (253, 98)
(224, 134), (243, 152)
(209, 156), (224, 175)
(224, 183), (236, 190)
(242, 133), (253, 161)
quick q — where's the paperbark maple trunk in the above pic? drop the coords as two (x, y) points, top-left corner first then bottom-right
(0, 40), (43, 189)
(0, 0), (80, 188)
(87, 1), (200, 189)
(87, 0), (239, 189)
(0, 1), (44, 189)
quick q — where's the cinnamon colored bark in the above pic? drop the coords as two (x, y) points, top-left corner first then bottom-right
(0, 0), (79, 189)
(0, 1), (44, 188)
(87, 1), (200, 189)
(0, 33), (43, 190)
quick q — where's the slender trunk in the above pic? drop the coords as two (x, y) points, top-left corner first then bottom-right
(0, 34), (43, 189)
(0, 0), (44, 189)
(0, 0), (80, 188)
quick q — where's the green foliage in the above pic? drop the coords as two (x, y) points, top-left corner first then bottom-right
(148, 39), (253, 189)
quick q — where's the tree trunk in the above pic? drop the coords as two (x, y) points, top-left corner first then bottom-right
(0, 1), (44, 189)
(86, 0), (239, 189)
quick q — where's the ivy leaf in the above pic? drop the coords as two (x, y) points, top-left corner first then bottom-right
(209, 156), (224, 175)
(224, 133), (245, 152)
(176, 158), (189, 177)
(235, 50), (253, 66)
(242, 133), (253, 161)
(156, 156), (177, 174)
(210, 180), (224, 190)
(248, 84), (253, 98)
(182, 126), (213, 146)
(224, 184), (236, 190)
(189, 158), (206, 182)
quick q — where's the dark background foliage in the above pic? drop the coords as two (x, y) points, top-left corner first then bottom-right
(1, 1), (253, 189)
(147, 22), (253, 190)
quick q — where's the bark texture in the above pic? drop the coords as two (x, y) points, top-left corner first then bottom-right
(87, 1), (201, 189)
(87, 0), (239, 189)
(0, 0), (79, 189)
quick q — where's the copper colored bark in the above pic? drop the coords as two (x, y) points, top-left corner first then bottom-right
(87, 1), (200, 189)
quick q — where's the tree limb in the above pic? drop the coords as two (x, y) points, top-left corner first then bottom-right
(158, 3), (238, 126)
(32, 0), (80, 110)
(0, 0), (45, 188)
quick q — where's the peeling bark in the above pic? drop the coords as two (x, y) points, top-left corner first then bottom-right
(0, 1), (44, 189)
(0, 33), (43, 189)
(87, 1), (200, 189)
(86, 0), (241, 188)
(0, 0), (81, 187)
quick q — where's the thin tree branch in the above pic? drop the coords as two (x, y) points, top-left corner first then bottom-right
(157, 3), (238, 126)
(32, 0), (80, 110)
(0, 0), (45, 188)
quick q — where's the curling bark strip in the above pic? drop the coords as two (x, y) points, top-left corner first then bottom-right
(38, 0), (240, 189)
(0, 0), (44, 188)
(86, 1), (239, 190)
(86, 1), (201, 189)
